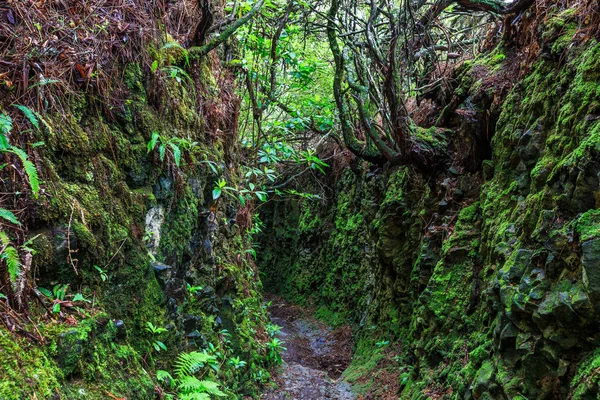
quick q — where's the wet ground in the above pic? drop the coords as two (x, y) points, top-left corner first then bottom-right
(262, 296), (355, 400)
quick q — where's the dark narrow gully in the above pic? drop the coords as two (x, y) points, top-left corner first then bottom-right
(261, 296), (355, 400)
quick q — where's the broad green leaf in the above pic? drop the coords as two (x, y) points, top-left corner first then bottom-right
(255, 191), (267, 202)
(212, 187), (221, 200)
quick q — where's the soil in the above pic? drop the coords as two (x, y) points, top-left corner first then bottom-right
(262, 296), (355, 400)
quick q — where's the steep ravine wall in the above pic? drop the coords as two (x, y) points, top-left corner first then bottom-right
(259, 15), (600, 400)
(0, 15), (269, 400)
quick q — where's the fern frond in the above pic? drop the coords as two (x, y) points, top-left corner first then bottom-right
(174, 352), (214, 378)
(179, 393), (210, 400)
(0, 208), (20, 225)
(197, 380), (226, 397)
(9, 147), (40, 198)
(0, 232), (20, 282)
(0, 114), (12, 135)
(177, 375), (203, 393)
(156, 369), (174, 383)
(14, 104), (39, 129)
(23, 159), (40, 198)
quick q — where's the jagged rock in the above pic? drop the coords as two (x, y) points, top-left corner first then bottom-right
(582, 239), (600, 303)
(183, 314), (202, 333)
(472, 362), (496, 398)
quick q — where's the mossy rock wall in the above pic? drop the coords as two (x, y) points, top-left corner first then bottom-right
(258, 28), (600, 400)
(1, 54), (268, 399)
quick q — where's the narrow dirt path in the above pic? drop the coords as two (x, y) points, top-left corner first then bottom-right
(262, 296), (355, 400)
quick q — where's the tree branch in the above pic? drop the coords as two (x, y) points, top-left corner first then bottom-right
(189, 0), (266, 59)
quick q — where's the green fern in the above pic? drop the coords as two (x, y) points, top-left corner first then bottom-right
(9, 147), (40, 198)
(158, 351), (226, 399)
(177, 375), (204, 393)
(13, 105), (52, 133)
(174, 352), (215, 378)
(14, 104), (39, 129)
(0, 114), (12, 134)
(0, 231), (20, 282)
(0, 209), (20, 226)
(177, 376), (226, 397)
(179, 393), (210, 400)
(195, 380), (226, 397)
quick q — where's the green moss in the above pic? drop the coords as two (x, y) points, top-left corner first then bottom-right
(571, 349), (600, 398)
(572, 209), (600, 242)
(0, 328), (61, 399)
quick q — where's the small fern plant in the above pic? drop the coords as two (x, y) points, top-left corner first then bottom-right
(157, 351), (226, 399)
(0, 108), (42, 290)
(0, 109), (41, 198)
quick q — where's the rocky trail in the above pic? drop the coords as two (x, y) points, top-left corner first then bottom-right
(262, 297), (355, 400)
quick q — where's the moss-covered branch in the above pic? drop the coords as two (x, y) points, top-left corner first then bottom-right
(189, 0), (266, 59)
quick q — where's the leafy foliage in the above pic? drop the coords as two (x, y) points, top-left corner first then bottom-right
(157, 351), (226, 399)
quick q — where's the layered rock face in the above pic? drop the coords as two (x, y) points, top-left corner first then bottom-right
(259, 9), (600, 399)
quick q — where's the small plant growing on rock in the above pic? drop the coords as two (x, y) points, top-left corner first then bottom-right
(145, 321), (168, 352)
(227, 356), (247, 369)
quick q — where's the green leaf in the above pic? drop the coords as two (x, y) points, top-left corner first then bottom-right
(73, 293), (90, 303)
(0, 133), (9, 151)
(212, 187), (221, 200)
(2, 245), (20, 282)
(23, 159), (40, 198)
(157, 341), (167, 351)
(14, 104), (39, 129)
(147, 132), (160, 153)
(0, 208), (20, 225)
(9, 147), (40, 198)
(159, 144), (166, 161)
(52, 303), (61, 313)
(0, 114), (12, 134)
(151, 60), (159, 73)
(38, 287), (53, 298)
(156, 369), (173, 384)
(179, 393), (210, 400)
(198, 380), (227, 397)
(255, 191), (267, 202)
(0, 292), (6, 300)
(170, 143), (181, 167)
